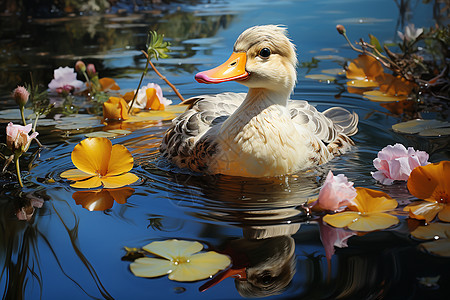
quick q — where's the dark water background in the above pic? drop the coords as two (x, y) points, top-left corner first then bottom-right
(1, 0), (449, 299)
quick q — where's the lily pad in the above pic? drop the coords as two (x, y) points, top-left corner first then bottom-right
(305, 74), (336, 82)
(107, 129), (132, 135)
(54, 115), (102, 130)
(321, 68), (344, 75)
(85, 131), (118, 138)
(0, 108), (37, 121)
(392, 119), (450, 136)
(347, 79), (379, 88)
(363, 90), (408, 102)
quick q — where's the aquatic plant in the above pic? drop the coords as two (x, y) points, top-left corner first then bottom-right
(129, 239), (231, 282)
(323, 187), (399, 232)
(60, 137), (139, 189)
(371, 143), (430, 185)
(48, 66), (84, 94)
(411, 222), (450, 257)
(404, 161), (450, 222)
(103, 97), (130, 121)
(12, 86), (29, 126)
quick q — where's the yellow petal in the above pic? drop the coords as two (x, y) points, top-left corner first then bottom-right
(99, 77), (120, 91)
(130, 257), (173, 278)
(103, 97), (129, 120)
(353, 187), (397, 213)
(60, 168), (93, 180)
(404, 201), (443, 223)
(407, 162), (444, 202)
(346, 79), (379, 88)
(107, 187), (135, 204)
(323, 212), (360, 228)
(377, 73), (416, 96)
(72, 137), (112, 176)
(346, 54), (384, 80)
(168, 251), (231, 282)
(72, 189), (115, 211)
(101, 173), (138, 189)
(70, 176), (103, 189)
(145, 88), (164, 110)
(347, 212), (399, 232)
(420, 239), (450, 257)
(107, 144), (134, 176)
(122, 91), (135, 103)
(143, 240), (203, 260)
(411, 223), (450, 240)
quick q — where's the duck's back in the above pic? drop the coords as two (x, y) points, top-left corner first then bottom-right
(159, 92), (358, 174)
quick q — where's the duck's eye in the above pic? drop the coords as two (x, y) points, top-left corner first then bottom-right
(259, 48), (271, 58)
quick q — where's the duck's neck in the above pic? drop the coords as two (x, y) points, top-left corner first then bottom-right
(234, 87), (291, 116)
(220, 87), (292, 133)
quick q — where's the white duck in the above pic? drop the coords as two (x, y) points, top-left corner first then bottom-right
(160, 25), (358, 177)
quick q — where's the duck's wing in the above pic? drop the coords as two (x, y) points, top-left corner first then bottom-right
(288, 100), (358, 144)
(160, 92), (246, 169)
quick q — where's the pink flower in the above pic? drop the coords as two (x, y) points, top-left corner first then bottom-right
(372, 143), (429, 185)
(87, 64), (96, 77)
(48, 67), (84, 93)
(6, 122), (39, 153)
(133, 83), (172, 109)
(314, 171), (357, 211)
(12, 86), (30, 107)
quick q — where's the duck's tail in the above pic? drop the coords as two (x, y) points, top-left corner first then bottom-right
(323, 107), (359, 137)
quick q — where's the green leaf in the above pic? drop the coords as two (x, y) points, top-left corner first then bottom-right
(369, 34), (383, 53)
(146, 31), (170, 60)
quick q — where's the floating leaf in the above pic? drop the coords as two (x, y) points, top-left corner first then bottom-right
(321, 68), (345, 75)
(107, 129), (132, 135)
(377, 73), (416, 96)
(347, 79), (379, 88)
(392, 119), (450, 135)
(54, 115), (102, 130)
(85, 131), (118, 138)
(363, 90), (408, 102)
(305, 74), (336, 82)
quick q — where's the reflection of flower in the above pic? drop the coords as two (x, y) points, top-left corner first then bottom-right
(123, 83), (171, 110)
(16, 196), (44, 221)
(6, 122), (38, 153)
(319, 219), (355, 261)
(103, 97), (129, 120)
(130, 239), (231, 282)
(323, 187), (399, 232)
(411, 222), (450, 257)
(398, 24), (423, 42)
(72, 187), (134, 211)
(372, 143), (429, 185)
(48, 67), (84, 93)
(404, 161), (450, 222)
(314, 171), (357, 211)
(60, 137), (139, 189)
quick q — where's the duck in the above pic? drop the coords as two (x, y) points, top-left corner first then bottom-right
(160, 25), (358, 177)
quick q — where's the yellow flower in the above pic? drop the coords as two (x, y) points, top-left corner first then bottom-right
(103, 97), (129, 120)
(130, 239), (231, 282)
(411, 222), (450, 257)
(72, 187), (134, 211)
(346, 54), (384, 81)
(404, 161), (450, 222)
(323, 187), (399, 232)
(60, 137), (139, 189)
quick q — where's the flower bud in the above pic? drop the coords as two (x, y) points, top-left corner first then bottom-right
(6, 122), (39, 154)
(75, 60), (86, 73)
(336, 24), (346, 35)
(87, 64), (96, 77)
(12, 86), (30, 107)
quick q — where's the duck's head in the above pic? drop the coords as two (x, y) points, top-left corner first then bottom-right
(195, 25), (298, 92)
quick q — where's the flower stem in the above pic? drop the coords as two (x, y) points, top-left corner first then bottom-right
(14, 154), (23, 187)
(20, 106), (26, 126)
(127, 57), (149, 114)
(141, 50), (185, 102)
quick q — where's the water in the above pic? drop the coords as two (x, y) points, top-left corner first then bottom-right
(1, 0), (449, 299)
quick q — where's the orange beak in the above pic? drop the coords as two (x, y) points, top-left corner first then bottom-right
(195, 52), (249, 84)
(199, 267), (247, 292)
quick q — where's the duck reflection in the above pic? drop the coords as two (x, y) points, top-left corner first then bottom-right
(163, 171), (321, 297)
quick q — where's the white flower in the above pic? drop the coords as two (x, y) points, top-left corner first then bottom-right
(397, 24), (423, 42)
(48, 67), (84, 93)
(132, 83), (172, 109)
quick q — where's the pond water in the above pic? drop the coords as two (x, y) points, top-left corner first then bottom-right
(1, 0), (449, 299)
